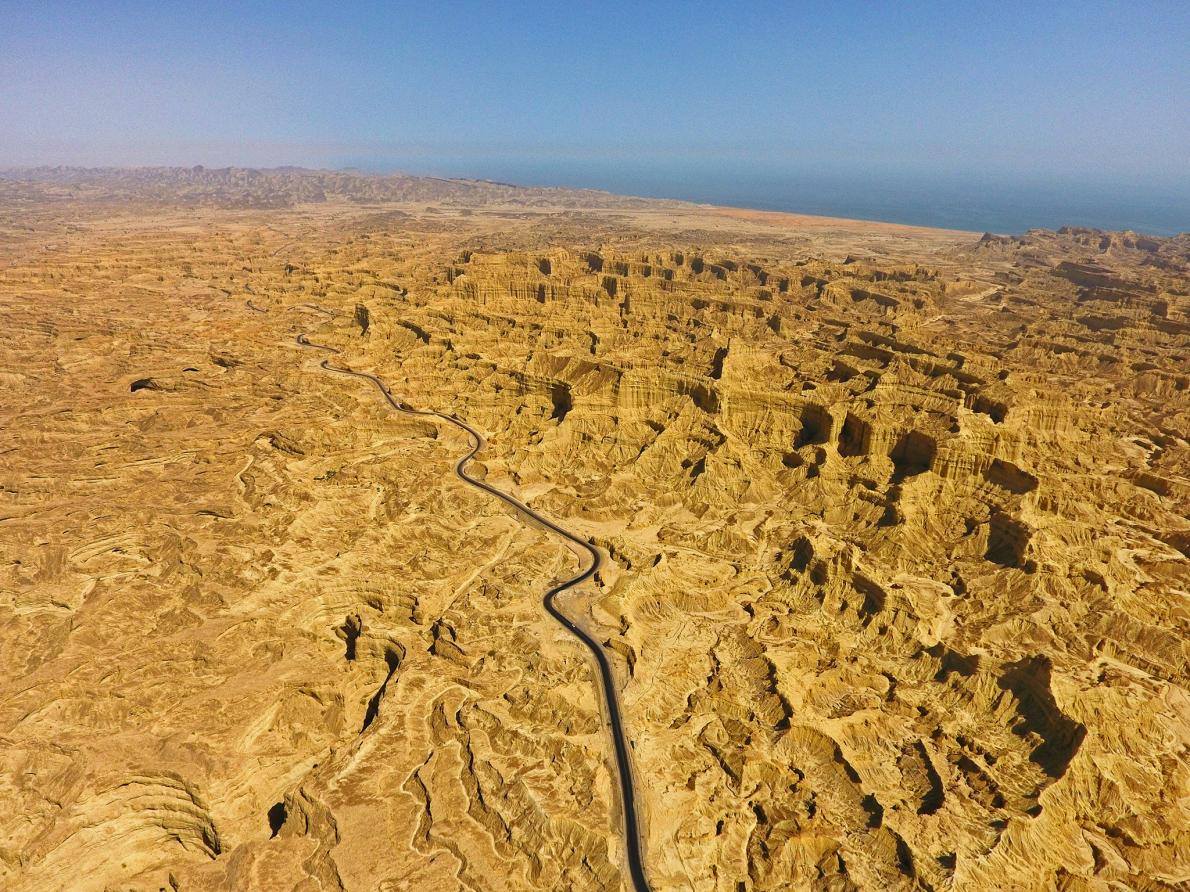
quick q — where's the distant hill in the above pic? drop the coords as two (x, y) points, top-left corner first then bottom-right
(0, 165), (686, 210)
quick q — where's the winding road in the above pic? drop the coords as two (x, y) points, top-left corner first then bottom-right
(294, 332), (652, 892)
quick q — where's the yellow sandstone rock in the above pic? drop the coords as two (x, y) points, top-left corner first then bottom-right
(0, 169), (1186, 891)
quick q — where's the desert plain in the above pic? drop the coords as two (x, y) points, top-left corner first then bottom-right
(0, 168), (1187, 891)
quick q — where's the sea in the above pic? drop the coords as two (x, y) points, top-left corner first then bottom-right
(343, 157), (1189, 237)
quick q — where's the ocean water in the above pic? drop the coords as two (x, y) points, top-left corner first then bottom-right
(345, 157), (1189, 236)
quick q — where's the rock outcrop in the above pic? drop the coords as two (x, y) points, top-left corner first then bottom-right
(0, 173), (1185, 890)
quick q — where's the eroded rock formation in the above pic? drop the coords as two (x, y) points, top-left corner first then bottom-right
(0, 171), (1185, 890)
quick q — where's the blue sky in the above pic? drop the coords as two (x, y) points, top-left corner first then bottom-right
(2, 0), (1187, 186)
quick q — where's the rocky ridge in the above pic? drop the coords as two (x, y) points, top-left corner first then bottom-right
(0, 184), (1185, 890)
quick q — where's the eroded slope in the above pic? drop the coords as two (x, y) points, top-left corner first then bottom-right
(0, 187), (1186, 891)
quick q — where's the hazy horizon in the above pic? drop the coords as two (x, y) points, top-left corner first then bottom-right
(3, 1), (1187, 233)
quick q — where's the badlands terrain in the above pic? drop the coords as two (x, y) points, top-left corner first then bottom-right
(0, 168), (1187, 891)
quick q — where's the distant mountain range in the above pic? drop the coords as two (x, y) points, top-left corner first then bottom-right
(0, 165), (685, 210)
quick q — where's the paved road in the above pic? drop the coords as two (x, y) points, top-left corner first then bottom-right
(296, 333), (652, 892)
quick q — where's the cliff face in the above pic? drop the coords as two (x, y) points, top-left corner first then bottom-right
(0, 183), (1186, 891)
(354, 241), (1187, 890)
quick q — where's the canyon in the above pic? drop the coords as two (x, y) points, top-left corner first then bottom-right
(0, 169), (1186, 891)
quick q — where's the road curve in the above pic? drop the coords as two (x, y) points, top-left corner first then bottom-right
(295, 333), (652, 892)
